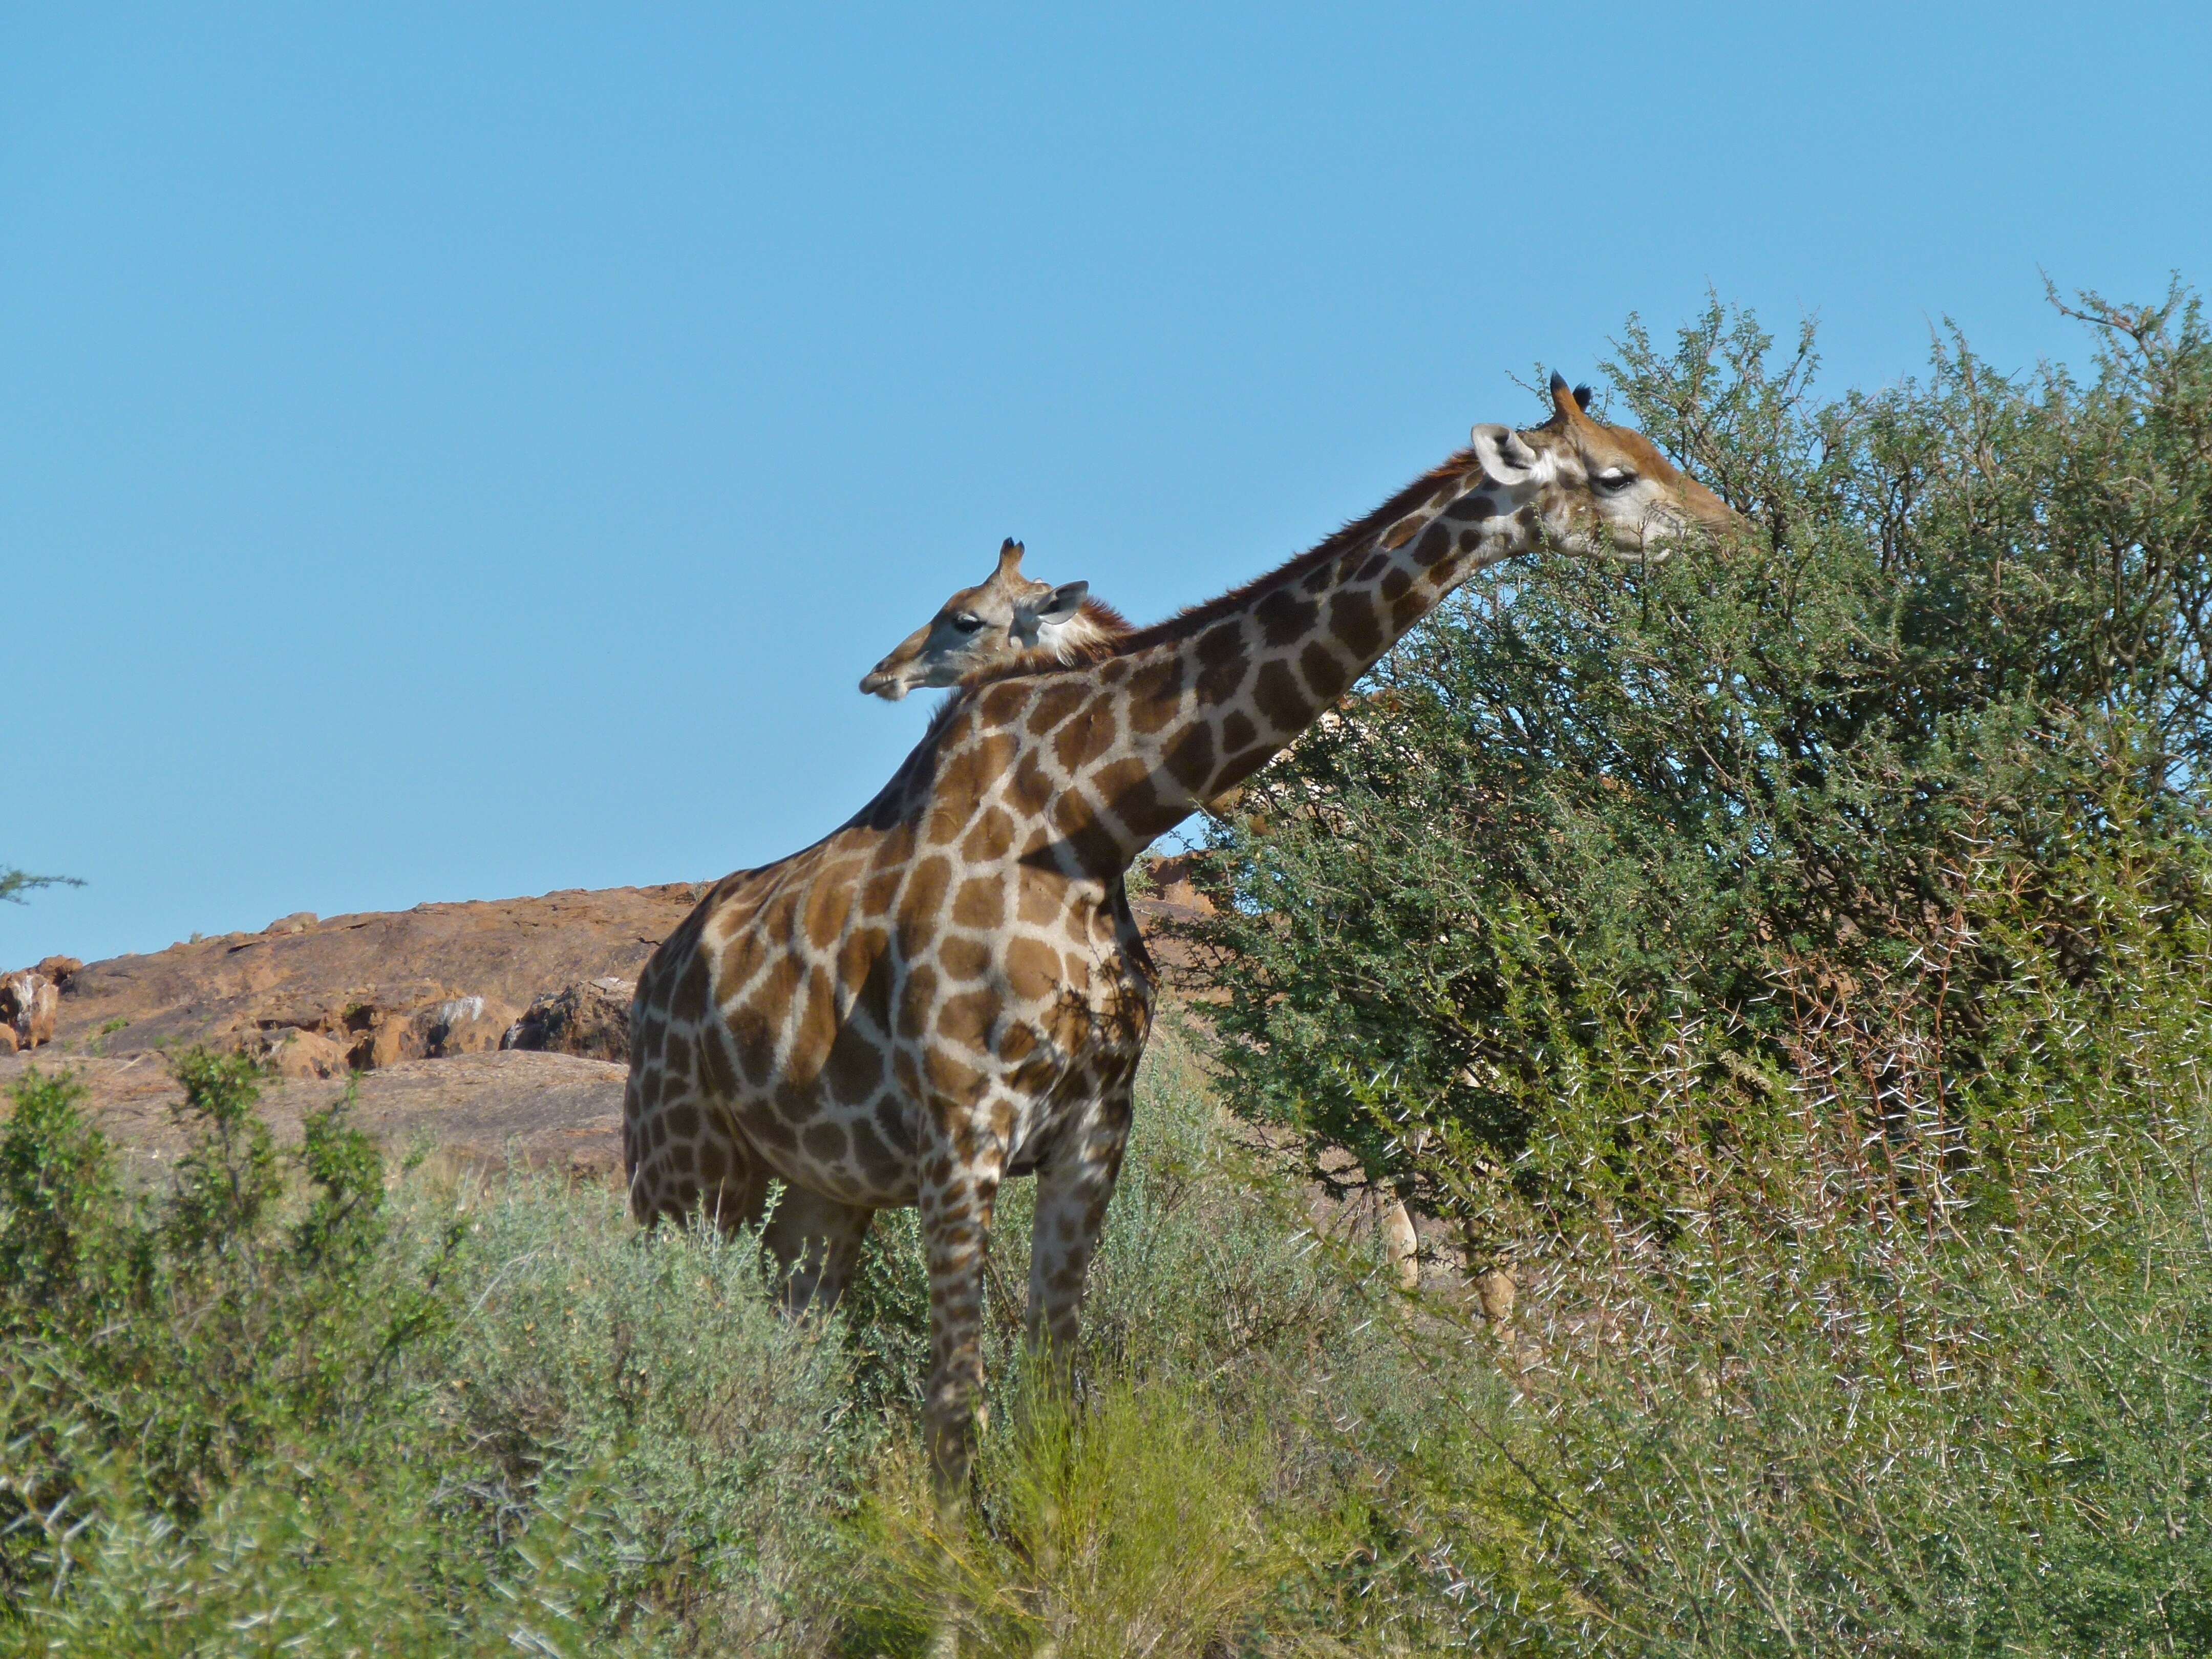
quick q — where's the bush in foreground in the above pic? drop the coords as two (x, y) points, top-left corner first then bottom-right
(4, 955), (2210, 1654)
(0, 1032), (1446, 1656)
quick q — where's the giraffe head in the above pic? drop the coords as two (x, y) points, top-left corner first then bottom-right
(859, 538), (1126, 700)
(1469, 373), (1743, 558)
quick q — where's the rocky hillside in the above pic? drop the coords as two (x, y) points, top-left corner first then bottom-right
(0, 878), (1215, 1187)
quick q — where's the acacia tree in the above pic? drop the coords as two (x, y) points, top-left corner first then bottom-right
(2, 866), (79, 906)
(1190, 285), (2212, 1242)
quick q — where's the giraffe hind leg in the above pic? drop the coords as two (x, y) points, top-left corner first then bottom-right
(919, 1151), (1005, 1503)
(1026, 1076), (1135, 1387)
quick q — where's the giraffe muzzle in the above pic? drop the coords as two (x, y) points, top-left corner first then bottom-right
(859, 664), (911, 700)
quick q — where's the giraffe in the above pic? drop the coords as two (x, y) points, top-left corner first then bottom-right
(625, 374), (1745, 1493)
(859, 551), (1440, 1286)
(859, 537), (1131, 701)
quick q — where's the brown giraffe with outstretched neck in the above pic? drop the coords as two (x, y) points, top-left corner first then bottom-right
(625, 375), (1745, 1491)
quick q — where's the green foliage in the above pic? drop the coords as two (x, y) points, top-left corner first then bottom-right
(430, 1175), (870, 1652)
(0, 1072), (143, 1333)
(0, 867), (79, 906)
(847, 1374), (1284, 1659)
(1391, 931), (2212, 1657)
(0, 1033), (1436, 1655)
(0, 1055), (459, 1624)
(6, 968), (2209, 1654)
(1195, 285), (2212, 1248)
(1164, 283), (2212, 1654)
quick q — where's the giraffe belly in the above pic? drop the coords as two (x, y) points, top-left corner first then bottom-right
(713, 1077), (927, 1210)
(628, 863), (1157, 1221)
(709, 939), (1150, 1208)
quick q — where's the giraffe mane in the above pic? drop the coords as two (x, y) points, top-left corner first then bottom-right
(946, 449), (1484, 708)
(1113, 450), (1482, 655)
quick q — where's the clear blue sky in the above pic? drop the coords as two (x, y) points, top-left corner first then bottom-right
(7, 3), (2209, 967)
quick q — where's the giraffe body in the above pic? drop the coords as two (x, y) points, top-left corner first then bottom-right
(626, 375), (1743, 1489)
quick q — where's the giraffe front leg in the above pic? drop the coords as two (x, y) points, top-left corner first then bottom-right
(920, 1151), (1003, 1502)
(1026, 1080), (1133, 1389)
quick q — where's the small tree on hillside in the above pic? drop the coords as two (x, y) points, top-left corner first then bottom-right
(2, 865), (80, 906)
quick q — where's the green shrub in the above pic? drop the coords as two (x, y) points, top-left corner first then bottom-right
(0, 1032), (1440, 1655)
(429, 1170), (871, 1652)
(1194, 285), (2212, 1252)
(846, 1373), (1284, 1659)
(0, 1056), (869, 1654)
(1395, 928), (2212, 1657)
(1173, 284), (2212, 1655)
(0, 1056), (452, 1618)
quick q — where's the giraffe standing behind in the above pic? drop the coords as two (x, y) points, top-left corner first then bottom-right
(858, 537), (1129, 701)
(625, 375), (1745, 1491)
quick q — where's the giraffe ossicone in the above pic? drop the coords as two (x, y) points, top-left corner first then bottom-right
(625, 374), (1746, 1494)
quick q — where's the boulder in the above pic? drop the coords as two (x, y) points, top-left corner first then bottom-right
(254, 1026), (354, 1080)
(408, 994), (519, 1059)
(1144, 852), (1220, 917)
(502, 977), (635, 1064)
(330, 993), (521, 1070)
(0, 971), (60, 1052)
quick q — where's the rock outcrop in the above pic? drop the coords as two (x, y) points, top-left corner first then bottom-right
(0, 970), (60, 1054)
(1, 879), (1210, 1181)
(502, 977), (635, 1063)
(24, 885), (708, 1066)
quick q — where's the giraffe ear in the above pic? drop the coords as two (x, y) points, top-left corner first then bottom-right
(1027, 581), (1089, 626)
(996, 538), (1026, 579)
(1471, 423), (1539, 485)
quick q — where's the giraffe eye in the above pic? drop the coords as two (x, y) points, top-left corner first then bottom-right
(1594, 468), (1637, 492)
(951, 614), (985, 633)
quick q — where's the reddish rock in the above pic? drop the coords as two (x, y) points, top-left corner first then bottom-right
(502, 977), (635, 1063)
(31, 884), (709, 1063)
(254, 1027), (353, 1080)
(1144, 852), (1220, 918)
(0, 971), (59, 1052)
(409, 994), (520, 1059)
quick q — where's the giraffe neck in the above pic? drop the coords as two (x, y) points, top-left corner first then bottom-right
(969, 449), (1524, 875)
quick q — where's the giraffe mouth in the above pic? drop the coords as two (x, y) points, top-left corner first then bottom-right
(858, 667), (911, 700)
